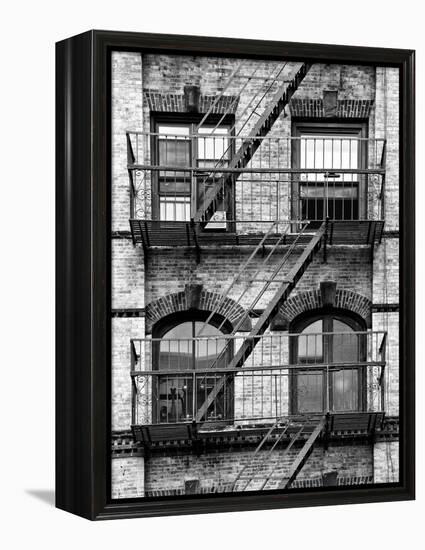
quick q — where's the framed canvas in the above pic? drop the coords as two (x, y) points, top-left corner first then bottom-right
(56, 30), (415, 520)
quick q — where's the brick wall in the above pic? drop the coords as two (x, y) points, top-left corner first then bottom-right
(112, 239), (145, 309)
(295, 64), (376, 100)
(374, 68), (399, 231)
(112, 317), (145, 431)
(145, 246), (372, 317)
(110, 441), (397, 497)
(373, 441), (399, 483)
(143, 442), (372, 493)
(371, 66), (400, 419)
(111, 456), (145, 499)
(111, 52), (147, 432)
(111, 51), (144, 232)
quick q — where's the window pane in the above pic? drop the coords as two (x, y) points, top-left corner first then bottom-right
(194, 322), (226, 368)
(301, 135), (358, 170)
(158, 375), (192, 423)
(296, 320), (324, 412)
(198, 127), (230, 161)
(301, 184), (358, 198)
(296, 372), (323, 412)
(332, 320), (358, 363)
(159, 197), (190, 221)
(159, 140), (190, 167)
(158, 125), (190, 136)
(158, 126), (191, 190)
(331, 319), (359, 412)
(158, 322), (193, 422)
(160, 322), (192, 370)
(159, 175), (191, 194)
(300, 183), (359, 221)
(298, 319), (323, 363)
(332, 369), (358, 411)
(300, 134), (359, 183)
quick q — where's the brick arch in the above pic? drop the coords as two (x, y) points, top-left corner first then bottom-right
(277, 289), (371, 328)
(289, 98), (374, 118)
(143, 90), (239, 114)
(145, 285), (251, 333)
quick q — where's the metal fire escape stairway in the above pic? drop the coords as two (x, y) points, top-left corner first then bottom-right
(232, 415), (327, 492)
(193, 62), (311, 225)
(195, 222), (326, 422)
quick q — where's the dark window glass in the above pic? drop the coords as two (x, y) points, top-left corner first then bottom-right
(294, 129), (365, 222)
(156, 320), (232, 423)
(292, 314), (364, 413)
(296, 320), (324, 412)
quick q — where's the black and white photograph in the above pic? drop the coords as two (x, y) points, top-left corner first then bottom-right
(110, 52), (401, 498)
(2, 0), (421, 543)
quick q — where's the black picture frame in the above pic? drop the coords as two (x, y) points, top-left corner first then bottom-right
(56, 30), (415, 520)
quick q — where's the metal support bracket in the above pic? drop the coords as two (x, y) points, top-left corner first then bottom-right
(190, 219), (201, 264)
(323, 217), (329, 263)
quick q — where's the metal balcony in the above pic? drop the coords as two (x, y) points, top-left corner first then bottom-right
(127, 132), (386, 248)
(130, 331), (387, 437)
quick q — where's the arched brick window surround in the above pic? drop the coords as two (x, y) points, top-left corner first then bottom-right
(276, 288), (371, 329)
(145, 285), (252, 333)
(289, 98), (374, 118)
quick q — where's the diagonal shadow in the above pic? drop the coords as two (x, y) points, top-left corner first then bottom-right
(26, 489), (55, 507)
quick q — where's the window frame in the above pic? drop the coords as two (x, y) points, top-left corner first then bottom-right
(291, 120), (368, 222)
(152, 310), (234, 423)
(151, 113), (235, 222)
(289, 309), (367, 414)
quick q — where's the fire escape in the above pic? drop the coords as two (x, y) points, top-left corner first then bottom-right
(126, 60), (387, 491)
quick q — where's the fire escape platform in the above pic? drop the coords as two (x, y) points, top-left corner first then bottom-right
(131, 411), (385, 448)
(129, 219), (384, 250)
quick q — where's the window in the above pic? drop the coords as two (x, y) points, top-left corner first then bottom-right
(153, 314), (233, 423)
(157, 125), (191, 221)
(153, 120), (232, 223)
(290, 311), (366, 413)
(292, 123), (367, 222)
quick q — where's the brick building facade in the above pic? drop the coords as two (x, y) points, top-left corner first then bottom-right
(110, 51), (399, 498)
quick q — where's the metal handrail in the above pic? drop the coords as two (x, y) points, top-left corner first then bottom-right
(131, 330), (387, 344)
(130, 340), (387, 425)
(131, 361), (386, 376)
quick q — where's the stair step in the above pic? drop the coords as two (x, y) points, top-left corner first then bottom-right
(232, 416), (326, 492)
(195, 224), (325, 422)
(194, 62), (311, 224)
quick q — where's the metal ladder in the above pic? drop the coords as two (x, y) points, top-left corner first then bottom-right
(193, 62), (311, 224)
(195, 222), (326, 422)
(195, 221), (310, 338)
(232, 415), (326, 492)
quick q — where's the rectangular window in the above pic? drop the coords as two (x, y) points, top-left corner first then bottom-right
(292, 123), (366, 222)
(154, 121), (232, 223)
(157, 125), (191, 221)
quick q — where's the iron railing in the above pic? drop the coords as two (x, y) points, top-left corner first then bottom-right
(127, 132), (386, 225)
(130, 330), (387, 425)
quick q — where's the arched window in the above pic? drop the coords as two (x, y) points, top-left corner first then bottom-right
(290, 310), (366, 413)
(152, 312), (233, 423)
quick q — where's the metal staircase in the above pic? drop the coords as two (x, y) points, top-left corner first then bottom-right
(195, 222), (326, 421)
(232, 415), (326, 492)
(193, 62), (311, 224)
